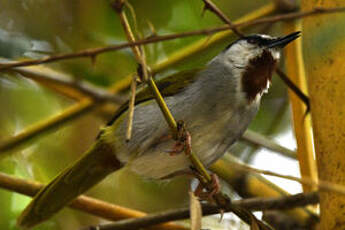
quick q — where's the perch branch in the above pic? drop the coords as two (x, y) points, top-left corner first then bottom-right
(87, 192), (319, 230)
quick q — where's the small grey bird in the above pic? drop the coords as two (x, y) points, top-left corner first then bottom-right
(18, 31), (300, 228)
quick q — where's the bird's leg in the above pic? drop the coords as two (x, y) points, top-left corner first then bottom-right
(190, 166), (221, 201)
(166, 120), (191, 156)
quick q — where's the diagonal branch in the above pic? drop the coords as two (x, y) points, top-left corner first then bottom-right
(0, 172), (187, 230)
(275, 68), (310, 112)
(202, 0), (244, 37)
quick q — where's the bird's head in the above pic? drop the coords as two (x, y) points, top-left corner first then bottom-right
(221, 31), (301, 103)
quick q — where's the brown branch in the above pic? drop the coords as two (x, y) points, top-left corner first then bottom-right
(0, 6), (344, 70)
(0, 172), (187, 230)
(85, 192), (319, 230)
(275, 68), (310, 113)
(202, 0), (244, 37)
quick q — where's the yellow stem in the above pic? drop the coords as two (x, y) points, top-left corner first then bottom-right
(283, 20), (318, 192)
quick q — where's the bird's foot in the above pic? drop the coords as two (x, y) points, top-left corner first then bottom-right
(166, 120), (192, 156)
(193, 173), (221, 201)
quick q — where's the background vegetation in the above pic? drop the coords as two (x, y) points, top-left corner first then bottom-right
(0, 0), (344, 229)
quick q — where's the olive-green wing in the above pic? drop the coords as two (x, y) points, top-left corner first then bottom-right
(106, 68), (204, 126)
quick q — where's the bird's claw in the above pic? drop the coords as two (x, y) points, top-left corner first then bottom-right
(194, 173), (221, 201)
(166, 120), (192, 156)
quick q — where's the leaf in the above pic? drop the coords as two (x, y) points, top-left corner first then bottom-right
(189, 191), (202, 230)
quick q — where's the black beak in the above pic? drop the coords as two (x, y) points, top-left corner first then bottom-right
(266, 31), (301, 48)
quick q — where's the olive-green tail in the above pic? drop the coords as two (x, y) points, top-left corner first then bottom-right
(17, 140), (122, 228)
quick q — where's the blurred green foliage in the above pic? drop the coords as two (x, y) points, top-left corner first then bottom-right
(0, 0), (294, 229)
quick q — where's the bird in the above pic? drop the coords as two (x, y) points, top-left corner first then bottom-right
(17, 31), (301, 228)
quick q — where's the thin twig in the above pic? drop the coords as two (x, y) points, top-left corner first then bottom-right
(0, 6), (344, 70)
(126, 74), (137, 141)
(210, 157), (318, 226)
(112, 0), (140, 141)
(202, 0), (245, 37)
(86, 192), (319, 230)
(114, 0), (179, 138)
(232, 162), (345, 196)
(241, 130), (297, 159)
(0, 172), (187, 230)
(275, 68), (310, 112)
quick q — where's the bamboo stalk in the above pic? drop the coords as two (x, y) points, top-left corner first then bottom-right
(283, 20), (318, 192)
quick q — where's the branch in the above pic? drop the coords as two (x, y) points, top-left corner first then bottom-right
(0, 75), (130, 154)
(0, 6), (344, 70)
(0, 172), (187, 230)
(231, 161), (345, 196)
(202, 0), (244, 37)
(210, 157), (318, 226)
(85, 192), (319, 230)
(11, 64), (126, 104)
(276, 68), (310, 111)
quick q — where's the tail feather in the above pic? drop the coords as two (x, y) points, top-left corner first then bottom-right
(17, 140), (122, 228)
